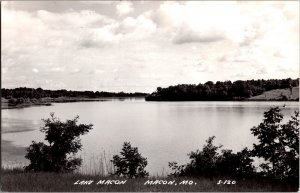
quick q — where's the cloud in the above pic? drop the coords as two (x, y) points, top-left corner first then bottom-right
(117, 15), (156, 40)
(116, 1), (134, 16)
(78, 24), (121, 48)
(89, 69), (105, 75)
(273, 51), (284, 58)
(218, 48), (252, 64)
(1, 1), (299, 92)
(173, 28), (224, 44)
(257, 67), (268, 75)
(80, 1), (114, 5)
(50, 67), (64, 72)
(32, 68), (39, 73)
(150, 1), (247, 44)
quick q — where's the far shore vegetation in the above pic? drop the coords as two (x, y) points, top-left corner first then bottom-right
(1, 106), (299, 192)
(1, 88), (148, 109)
(1, 78), (299, 110)
(146, 78), (299, 101)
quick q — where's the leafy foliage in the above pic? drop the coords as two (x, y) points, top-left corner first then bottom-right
(111, 142), (148, 178)
(184, 136), (223, 177)
(169, 136), (254, 178)
(25, 113), (93, 172)
(146, 78), (299, 101)
(217, 148), (254, 178)
(1, 87), (148, 100)
(251, 107), (299, 181)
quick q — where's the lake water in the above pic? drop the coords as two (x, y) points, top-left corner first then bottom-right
(2, 100), (299, 175)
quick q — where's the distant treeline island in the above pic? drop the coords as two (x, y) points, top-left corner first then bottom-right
(1, 78), (299, 109)
(1, 88), (148, 109)
(146, 78), (299, 101)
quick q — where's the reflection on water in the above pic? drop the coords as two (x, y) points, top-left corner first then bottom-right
(2, 118), (41, 133)
(1, 100), (299, 175)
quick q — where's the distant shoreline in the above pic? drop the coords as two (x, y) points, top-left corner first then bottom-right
(1, 97), (106, 109)
(1, 96), (145, 110)
(146, 87), (299, 102)
(2, 95), (299, 110)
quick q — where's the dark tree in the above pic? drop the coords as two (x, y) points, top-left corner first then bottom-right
(111, 142), (148, 178)
(251, 107), (299, 181)
(25, 113), (93, 172)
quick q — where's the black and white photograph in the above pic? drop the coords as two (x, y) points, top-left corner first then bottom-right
(1, 1), (299, 192)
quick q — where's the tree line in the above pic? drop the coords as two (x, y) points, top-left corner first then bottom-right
(24, 107), (299, 186)
(146, 78), (299, 101)
(1, 87), (148, 99)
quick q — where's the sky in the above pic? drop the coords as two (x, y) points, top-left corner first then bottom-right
(1, 1), (299, 92)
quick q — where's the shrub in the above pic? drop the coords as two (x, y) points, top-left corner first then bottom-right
(25, 113), (93, 172)
(8, 98), (16, 105)
(111, 142), (148, 178)
(184, 136), (222, 177)
(169, 136), (254, 178)
(217, 148), (254, 178)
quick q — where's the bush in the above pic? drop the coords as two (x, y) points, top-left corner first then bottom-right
(169, 136), (254, 178)
(111, 142), (149, 178)
(25, 113), (93, 172)
(8, 98), (16, 106)
(184, 136), (222, 177)
(217, 148), (254, 178)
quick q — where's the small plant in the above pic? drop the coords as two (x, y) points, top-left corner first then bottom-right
(25, 113), (93, 172)
(111, 142), (149, 178)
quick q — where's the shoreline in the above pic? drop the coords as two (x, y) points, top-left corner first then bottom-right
(146, 87), (299, 102)
(2, 97), (298, 110)
(1, 97), (145, 110)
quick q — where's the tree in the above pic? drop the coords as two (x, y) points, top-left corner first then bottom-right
(25, 113), (93, 172)
(111, 142), (148, 178)
(251, 107), (299, 181)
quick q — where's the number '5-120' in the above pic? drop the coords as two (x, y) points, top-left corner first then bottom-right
(217, 180), (236, 185)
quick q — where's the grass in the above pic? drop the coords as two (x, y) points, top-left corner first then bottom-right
(1, 168), (298, 192)
(249, 87), (299, 101)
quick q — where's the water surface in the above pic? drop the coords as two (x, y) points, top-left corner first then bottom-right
(2, 100), (299, 175)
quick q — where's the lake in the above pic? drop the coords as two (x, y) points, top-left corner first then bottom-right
(2, 100), (299, 175)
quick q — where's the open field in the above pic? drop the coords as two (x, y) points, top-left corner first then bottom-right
(1, 168), (298, 192)
(249, 87), (299, 101)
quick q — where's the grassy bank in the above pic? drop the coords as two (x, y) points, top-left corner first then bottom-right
(1, 97), (110, 109)
(249, 87), (299, 101)
(1, 168), (297, 192)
